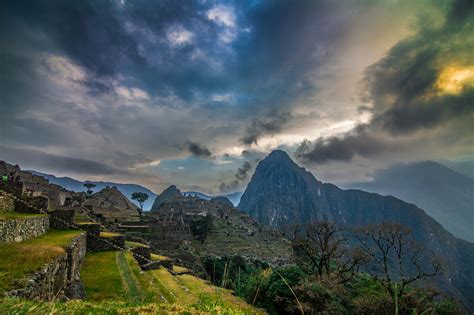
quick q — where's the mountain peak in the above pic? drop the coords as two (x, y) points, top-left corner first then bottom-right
(151, 185), (182, 210)
(264, 150), (292, 162)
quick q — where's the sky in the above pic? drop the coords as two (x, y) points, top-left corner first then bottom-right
(0, 0), (473, 195)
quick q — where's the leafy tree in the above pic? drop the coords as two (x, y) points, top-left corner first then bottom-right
(83, 183), (96, 195)
(190, 214), (212, 243)
(131, 192), (149, 217)
(355, 222), (443, 312)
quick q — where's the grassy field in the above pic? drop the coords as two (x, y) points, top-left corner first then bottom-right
(81, 251), (125, 301)
(0, 229), (82, 293)
(80, 250), (264, 314)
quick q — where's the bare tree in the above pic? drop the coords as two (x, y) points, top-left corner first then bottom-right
(355, 222), (443, 300)
(292, 221), (366, 283)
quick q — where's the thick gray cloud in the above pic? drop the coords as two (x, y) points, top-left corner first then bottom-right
(0, 0), (470, 192)
(296, 127), (388, 164)
(186, 142), (213, 159)
(297, 0), (474, 165)
(0, 146), (119, 176)
(241, 112), (292, 145)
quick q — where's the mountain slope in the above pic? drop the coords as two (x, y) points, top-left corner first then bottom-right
(350, 161), (474, 242)
(30, 171), (157, 211)
(238, 150), (474, 309)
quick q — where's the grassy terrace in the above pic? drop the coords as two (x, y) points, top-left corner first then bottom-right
(0, 212), (47, 221)
(99, 232), (123, 238)
(81, 251), (125, 301)
(0, 229), (82, 293)
(81, 250), (264, 314)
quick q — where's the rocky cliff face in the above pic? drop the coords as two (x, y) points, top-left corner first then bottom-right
(350, 161), (474, 242)
(151, 185), (182, 211)
(238, 150), (474, 309)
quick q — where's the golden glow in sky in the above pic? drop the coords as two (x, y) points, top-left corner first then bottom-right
(436, 66), (474, 95)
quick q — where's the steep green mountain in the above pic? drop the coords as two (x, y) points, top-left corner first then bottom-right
(350, 161), (474, 242)
(238, 150), (474, 309)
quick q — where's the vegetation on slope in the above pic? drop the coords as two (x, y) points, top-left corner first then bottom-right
(80, 249), (264, 314)
(0, 229), (82, 293)
(204, 221), (466, 314)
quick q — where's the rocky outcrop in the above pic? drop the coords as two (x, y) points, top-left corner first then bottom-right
(0, 215), (49, 243)
(8, 233), (87, 301)
(238, 150), (474, 309)
(83, 186), (140, 222)
(151, 185), (182, 210)
(86, 186), (138, 211)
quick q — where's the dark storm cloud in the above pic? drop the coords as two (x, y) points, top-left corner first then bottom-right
(296, 128), (387, 164)
(186, 142), (213, 159)
(0, 146), (119, 175)
(241, 112), (292, 145)
(298, 0), (474, 164)
(0, 0), (354, 105)
(219, 161), (252, 192)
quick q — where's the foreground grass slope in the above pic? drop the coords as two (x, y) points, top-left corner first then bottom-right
(80, 249), (264, 314)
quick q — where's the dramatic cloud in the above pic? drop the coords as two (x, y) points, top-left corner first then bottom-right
(241, 112), (292, 145)
(298, 0), (474, 165)
(296, 127), (388, 164)
(0, 0), (471, 191)
(219, 161), (253, 193)
(186, 142), (213, 159)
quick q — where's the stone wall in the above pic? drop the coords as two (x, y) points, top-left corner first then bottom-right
(0, 191), (14, 212)
(49, 209), (75, 230)
(8, 233), (87, 301)
(88, 234), (125, 252)
(0, 215), (49, 243)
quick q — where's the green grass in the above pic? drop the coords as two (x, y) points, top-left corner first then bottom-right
(0, 229), (82, 293)
(151, 253), (169, 261)
(99, 232), (123, 238)
(0, 212), (47, 221)
(0, 298), (263, 314)
(173, 265), (191, 273)
(116, 251), (143, 302)
(81, 251), (125, 301)
(79, 249), (264, 313)
(125, 241), (149, 249)
(75, 221), (97, 225)
(126, 252), (172, 303)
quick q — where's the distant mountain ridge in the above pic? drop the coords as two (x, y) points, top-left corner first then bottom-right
(238, 150), (474, 309)
(30, 171), (243, 210)
(30, 171), (158, 211)
(351, 161), (474, 242)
